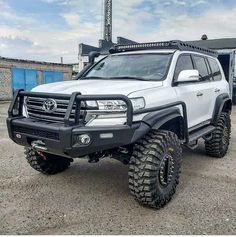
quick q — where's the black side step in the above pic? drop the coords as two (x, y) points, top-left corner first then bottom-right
(188, 125), (215, 143)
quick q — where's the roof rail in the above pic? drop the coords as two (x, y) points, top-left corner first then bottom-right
(109, 40), (218, 57)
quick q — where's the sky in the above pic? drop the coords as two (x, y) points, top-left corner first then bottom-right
(0, 0), (236, 63)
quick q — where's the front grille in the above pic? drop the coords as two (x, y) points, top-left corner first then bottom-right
(13, 126), (59, 140)
(26, 97), (86, 124)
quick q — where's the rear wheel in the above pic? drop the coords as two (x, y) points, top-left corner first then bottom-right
(205, 112), (231, 158)
(25, 148), (72, 175)
(129, 130), (182, 209)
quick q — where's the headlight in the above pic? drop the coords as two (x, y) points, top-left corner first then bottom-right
(97, 97), (145, 112)
(98, 100), (127, 112)
(85, 97), (146, 125)
(86, 97), (145, 113)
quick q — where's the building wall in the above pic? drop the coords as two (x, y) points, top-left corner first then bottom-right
(0, 58), (73, 100)
(0, 68), (12, 100)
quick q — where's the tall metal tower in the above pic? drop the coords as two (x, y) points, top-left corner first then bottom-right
(103, 0), (112, 42)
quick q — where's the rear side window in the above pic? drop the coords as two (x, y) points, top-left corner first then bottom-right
(174, 55), (193, 80)
(193, 55), (209, 81)
(208, 58), (222, 81)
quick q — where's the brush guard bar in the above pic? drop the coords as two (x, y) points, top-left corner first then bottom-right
(7, 90), (189, 158)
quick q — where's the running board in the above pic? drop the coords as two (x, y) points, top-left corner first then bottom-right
(188, 125), (215, 144)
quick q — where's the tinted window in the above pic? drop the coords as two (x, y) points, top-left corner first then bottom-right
(208, 58), (222, 81)
(193, 56), (209, 81)
(174, 55), (193, 79)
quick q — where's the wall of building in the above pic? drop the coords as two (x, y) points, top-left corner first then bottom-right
(0, 58), (73, 100)
(0, 67), (12, 101)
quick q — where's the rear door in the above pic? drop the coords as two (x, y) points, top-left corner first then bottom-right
(207, 57), (229, 102)
(191, 55), (215, 125)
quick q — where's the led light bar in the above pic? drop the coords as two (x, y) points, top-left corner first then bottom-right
(116, 41), (173, 50)
(109, 40), (218, 57)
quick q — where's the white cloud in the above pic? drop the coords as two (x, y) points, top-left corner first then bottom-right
(0, 0), (236, 63)
(139, 7), (236, 41)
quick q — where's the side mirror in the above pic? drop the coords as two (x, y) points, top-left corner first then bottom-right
(89, 51), (100, 64)
(177, 69), (199, 83)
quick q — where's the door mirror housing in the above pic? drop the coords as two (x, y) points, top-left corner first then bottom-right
(177, 69), (199, 83)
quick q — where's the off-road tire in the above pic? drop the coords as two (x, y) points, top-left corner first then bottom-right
(129, 130), (182, 209)
(25, 148), (72, 175)
(205, 112), (231, 158)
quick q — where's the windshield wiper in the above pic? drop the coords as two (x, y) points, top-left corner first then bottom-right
(81, 76), (108, 80)
(82, 76), (149, 81)
(109, 76), (148, 81)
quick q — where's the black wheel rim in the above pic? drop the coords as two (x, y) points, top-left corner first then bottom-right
(159, 152), (175, 187)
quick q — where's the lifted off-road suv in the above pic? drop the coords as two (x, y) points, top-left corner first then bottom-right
(7, 41), (232, 209)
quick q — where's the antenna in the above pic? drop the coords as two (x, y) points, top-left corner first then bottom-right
(103, 0), (112, 42)
(101, 0), (104, 39)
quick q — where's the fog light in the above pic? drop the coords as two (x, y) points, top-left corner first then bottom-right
(78, 134), (91, 145)
(100, 133), (113, 139)
(15, 133), (22, 139)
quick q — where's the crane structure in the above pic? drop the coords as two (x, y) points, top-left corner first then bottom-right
(103, 0), (112, 42)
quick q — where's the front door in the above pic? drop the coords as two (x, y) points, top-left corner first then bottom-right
(173, 54), (214, 128)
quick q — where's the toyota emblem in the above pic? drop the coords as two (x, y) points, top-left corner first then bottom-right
(42, 99), (57, 113)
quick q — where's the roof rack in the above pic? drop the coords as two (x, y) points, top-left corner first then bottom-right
(109, 40), (218, 57)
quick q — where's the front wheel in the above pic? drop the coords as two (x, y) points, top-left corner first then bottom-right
(25, 148), (72, 175)
(129, 130), (182, 209)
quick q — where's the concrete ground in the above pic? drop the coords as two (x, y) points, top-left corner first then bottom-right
(0, 102), (235, 234)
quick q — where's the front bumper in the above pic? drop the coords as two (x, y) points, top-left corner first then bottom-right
(7, 116), (147, 158)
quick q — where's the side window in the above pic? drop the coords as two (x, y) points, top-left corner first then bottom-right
(174, 55), (193, 80)
(208, 58), (222, 81)
(193, 55), (209, 81)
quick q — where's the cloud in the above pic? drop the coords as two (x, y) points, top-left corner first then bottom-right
(0, 0), (236, 63)
(120, 6), (236, 42)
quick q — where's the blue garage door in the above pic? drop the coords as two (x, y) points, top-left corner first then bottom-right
(12, 68), (38, 91)
(42, 71), (63, 84)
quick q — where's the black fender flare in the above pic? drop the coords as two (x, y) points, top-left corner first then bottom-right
(130, 108), (184, 144)
(142, 107), (183, 130)
(212, 93), (232, 125)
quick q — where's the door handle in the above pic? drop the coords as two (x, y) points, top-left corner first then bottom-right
(197, 92), (203, 97)
(215, 88), (220, 93)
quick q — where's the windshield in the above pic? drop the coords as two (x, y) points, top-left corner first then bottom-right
(84, 53), (173, 81)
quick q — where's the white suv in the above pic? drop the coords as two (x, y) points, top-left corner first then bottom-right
(7, 41), (232, 209)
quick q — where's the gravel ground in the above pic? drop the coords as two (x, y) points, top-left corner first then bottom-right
(0, 102), (235, 234)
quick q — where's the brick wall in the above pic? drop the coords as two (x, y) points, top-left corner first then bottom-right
(0, 68), (11, 100)
(0, 58), (73, 100)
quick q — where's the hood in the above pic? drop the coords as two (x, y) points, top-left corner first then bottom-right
(32, 79), (163, 96)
